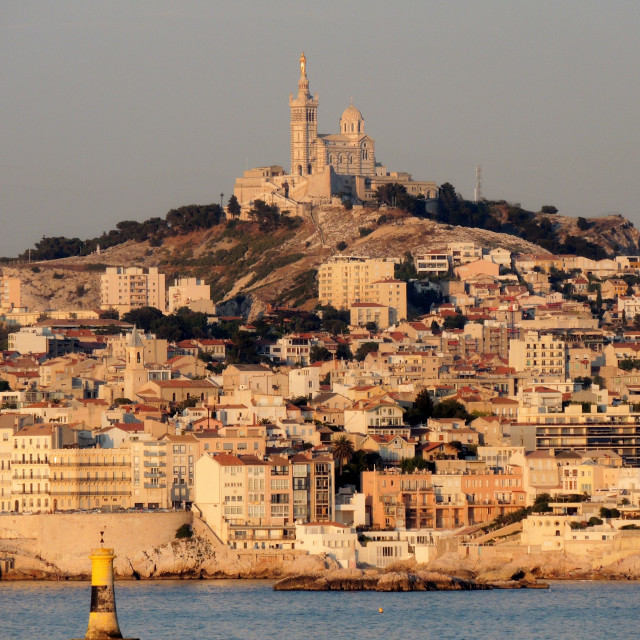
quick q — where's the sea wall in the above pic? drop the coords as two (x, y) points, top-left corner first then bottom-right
(0, 511), (191, 576)
(0, 512), (339, 580)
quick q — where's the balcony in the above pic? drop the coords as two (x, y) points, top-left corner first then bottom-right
(49, 489), (131, 497)
(12, 474), (48, 480)
(143, 451), (166, 457)
(144, 471), (166, 478)
(144, 482), (167, 489)
(143, 460), (166, 468)
(50, 461), (129, 467)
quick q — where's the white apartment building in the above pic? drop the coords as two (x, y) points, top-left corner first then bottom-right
(167, 278), (211, 313)
(509, 331), (567, 378)
(100, 267), (166, 314)
(414, 252), (450, 276)
(447, 242), (482, 266)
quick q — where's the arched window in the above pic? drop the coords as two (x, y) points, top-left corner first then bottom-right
(350, 123), (354, 132)
(137, 352), (141, 363)
(555, 530), (561, 537)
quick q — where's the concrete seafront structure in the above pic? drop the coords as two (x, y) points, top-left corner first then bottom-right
(70, 537), (138, 640)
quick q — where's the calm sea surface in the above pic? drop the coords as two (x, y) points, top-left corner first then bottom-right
(1, 579), (638, 640)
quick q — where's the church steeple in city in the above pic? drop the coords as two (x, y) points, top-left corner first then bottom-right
(290, 52), (319, 176)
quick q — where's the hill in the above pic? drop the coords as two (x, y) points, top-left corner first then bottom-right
(4, 194), (640, 319)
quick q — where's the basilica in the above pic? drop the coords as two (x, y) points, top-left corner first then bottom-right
(233, 53), (437, 211)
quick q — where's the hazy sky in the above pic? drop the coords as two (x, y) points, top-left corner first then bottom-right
(2, 1), (640, 258)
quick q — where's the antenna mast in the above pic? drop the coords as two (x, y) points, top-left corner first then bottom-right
(474, 165), (483, 203)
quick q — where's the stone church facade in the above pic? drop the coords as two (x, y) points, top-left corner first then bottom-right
(233, 53), (436, 211)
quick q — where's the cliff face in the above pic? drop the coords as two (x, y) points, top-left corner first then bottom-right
(5, 206), (640, 319)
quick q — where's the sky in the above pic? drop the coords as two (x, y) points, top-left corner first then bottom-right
(2, 1), (640, 258)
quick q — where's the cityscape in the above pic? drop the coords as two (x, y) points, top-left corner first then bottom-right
(3, 3), (640, 639)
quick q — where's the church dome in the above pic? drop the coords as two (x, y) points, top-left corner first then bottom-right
(341, 104), (363, 122)
(340, 102), (364, 135)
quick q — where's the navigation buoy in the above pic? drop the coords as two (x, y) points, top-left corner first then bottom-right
(70, 532), (139, 640)
(379, 607), (384, 614)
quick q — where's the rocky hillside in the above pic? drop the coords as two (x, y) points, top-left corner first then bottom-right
(4, 203), (640, 319)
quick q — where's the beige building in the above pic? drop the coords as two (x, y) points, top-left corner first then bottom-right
(318, 256), (406, 323)
(350, 302), (390, 329)
(414, 252), (451, 276)
(508, 331), (567, 378)
(318, 256), (395, 308)
(49, 447), (132, 512)
(194, 451), (334, 548)
(100, 266), (166, 313)
(167, 278), (211, 313)
(127, 439), (170, 509)
(0, 276), (21, 311)
(10, 423), (75, 513)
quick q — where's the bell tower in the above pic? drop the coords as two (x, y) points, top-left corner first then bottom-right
(289, 52), (318, 176)
(123, 327), (146, 402)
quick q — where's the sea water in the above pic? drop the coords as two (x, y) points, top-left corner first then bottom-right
(1, 579), (638, 640)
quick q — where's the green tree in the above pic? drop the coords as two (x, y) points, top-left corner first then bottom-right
(331, 435), (355, 476)
(310, 345), (332, 362)
(432, 399), (470, 421)
(355, 342), (379, 361)
(99, 308), (120, 320)
(336, 241), (348, 251)
(227, 194), (241, 219)
(336, 343), (353, 361)
(406, 389), (434, 425)
(121, 306), (164, 332)
(443, 313), (467, 330)
(540, 205), (558, 214)
(399, 457), (429, 473)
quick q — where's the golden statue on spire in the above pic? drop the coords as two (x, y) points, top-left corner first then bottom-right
(300, 52), (306, 75)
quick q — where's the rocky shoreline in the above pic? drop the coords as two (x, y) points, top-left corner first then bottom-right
(3, 524), (640, 584)
(273, 568), (548, 591)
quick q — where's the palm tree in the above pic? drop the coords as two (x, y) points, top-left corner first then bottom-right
(331, 435), (355, 477)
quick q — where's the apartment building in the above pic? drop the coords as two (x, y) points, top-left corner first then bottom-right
(100, 266), (166, 313)
(194, 452), (334, 548)
(447, 242), (482, 266)
(10, 424), (75, 513)
(510, 406), (640, 466)
(49, 448), (132, 512)
(167, 278), (211, 313)
(362, 466), (525, 530)
(414, 252), (450, 276)
(317, 256), (397, 308)
(350, 302), (390, 329)
(8, 327), (78, 357)
(163, 434), (199, 508)
(127, 439), (170, 509)
(508, 331), (567, 378)
(0, 276), (21, 311)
